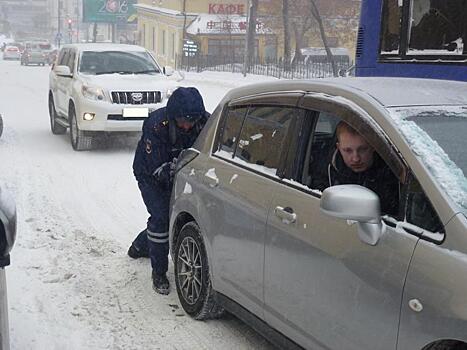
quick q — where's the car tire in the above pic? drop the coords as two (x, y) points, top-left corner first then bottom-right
(69, 106), (93, 151)
(174, 222), (224, 320)
(48, 96), (66, 135)
(424, 341), (467, 350)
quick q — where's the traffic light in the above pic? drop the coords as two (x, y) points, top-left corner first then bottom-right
(67, 18), (72, 30)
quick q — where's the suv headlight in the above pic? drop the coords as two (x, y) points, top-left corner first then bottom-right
(82, 85), (106, 101)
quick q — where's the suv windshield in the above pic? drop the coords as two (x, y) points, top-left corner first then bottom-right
(389, 106), (467, 212)
(78, 50), (161, 75)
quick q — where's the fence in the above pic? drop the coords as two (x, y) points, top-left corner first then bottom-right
(175, 54), (353, 79)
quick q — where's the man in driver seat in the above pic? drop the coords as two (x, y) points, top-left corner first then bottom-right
(322, 121), (399, 215)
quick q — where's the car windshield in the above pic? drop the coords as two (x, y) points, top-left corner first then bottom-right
(389, 106), (467, 213)
(78, 50), (161, 75)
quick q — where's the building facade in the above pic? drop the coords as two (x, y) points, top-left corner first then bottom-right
(136, 0), (276, 67)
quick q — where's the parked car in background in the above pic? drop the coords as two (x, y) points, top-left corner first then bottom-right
(2, 46), (21, 60)
(0, 184), (17, 349)
(21, 42), (48, 66)
(48, 43), (177, 151)
(169, 77), (467, 350)
(9, 42), (24, 55)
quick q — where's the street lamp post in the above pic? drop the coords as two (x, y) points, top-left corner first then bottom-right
(242, 0), (251, 77)
(57, 0), (62, 47)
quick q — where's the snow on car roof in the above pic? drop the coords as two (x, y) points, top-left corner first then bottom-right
(61, 43), (148, 53)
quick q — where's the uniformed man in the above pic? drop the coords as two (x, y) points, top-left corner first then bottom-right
(128, 87), (209, 295)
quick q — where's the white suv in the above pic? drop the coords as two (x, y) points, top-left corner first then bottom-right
(48, 43), (177, 151)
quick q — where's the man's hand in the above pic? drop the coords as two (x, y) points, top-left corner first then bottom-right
(152, 158), (177, 187)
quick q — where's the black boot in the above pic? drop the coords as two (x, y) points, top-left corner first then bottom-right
(127, 243), (149, 259)
(152, 271), (170, 295)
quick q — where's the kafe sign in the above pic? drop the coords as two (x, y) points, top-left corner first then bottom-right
(208, 3), (246, 15)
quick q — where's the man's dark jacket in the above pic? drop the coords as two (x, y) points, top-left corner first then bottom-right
(316, 150), (399, 216)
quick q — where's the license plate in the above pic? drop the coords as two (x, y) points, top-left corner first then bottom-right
(122, 107), (149, 118)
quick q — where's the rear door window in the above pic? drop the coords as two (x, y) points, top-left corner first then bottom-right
(57, 49), (69, 66)
(233, 106), (295, 176)
(67, 50), (76, 72)
(216, 107), (248, 158)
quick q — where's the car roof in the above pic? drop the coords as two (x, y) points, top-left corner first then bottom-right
(60, 43), (148, 53)
(225, 77), (467, 108)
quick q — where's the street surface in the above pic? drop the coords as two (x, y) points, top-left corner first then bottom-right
(0, 58), (276, 349)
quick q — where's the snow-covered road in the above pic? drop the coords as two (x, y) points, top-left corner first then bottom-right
(0, 59), (276, 349)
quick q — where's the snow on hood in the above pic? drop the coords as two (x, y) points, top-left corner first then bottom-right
(79, 73), (177, 92)
(389, 107), (467, 212)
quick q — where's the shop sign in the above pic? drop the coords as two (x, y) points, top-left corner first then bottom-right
(208, 4), (245, 15)
(206, 20), (264, 32)
(183, 39), (198, 56)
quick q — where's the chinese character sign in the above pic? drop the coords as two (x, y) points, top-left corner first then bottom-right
(83, 0), (137, 23)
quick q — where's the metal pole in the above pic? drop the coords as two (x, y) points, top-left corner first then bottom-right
(76, 0), (79, 43)
(57, 0), (61, 47)
(242, 0), (251, 77)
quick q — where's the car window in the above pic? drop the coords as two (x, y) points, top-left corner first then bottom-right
(215, 107), (248, 158)
(232, 106), (295, 176)
(304, 112), (341, 189)
(57, 49), (68, 66)
(67, 50), (76, 72)
(405, 176), (444, 233)
(288, 107), (401, 217)
(78, 50), (161, 75)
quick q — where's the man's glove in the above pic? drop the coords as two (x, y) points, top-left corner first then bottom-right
(152, 158), (177, 187)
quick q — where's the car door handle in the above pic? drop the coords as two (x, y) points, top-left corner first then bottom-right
(274, 206), (297, 224)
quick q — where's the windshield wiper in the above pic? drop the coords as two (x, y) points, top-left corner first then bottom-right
(95, 70), (134, 75)
(134, 69), (160, 74)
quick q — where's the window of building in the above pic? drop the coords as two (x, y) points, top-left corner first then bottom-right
(170, 32), (175, 59)
(207, 39), (258, 60)
(161, 30), (166, 55)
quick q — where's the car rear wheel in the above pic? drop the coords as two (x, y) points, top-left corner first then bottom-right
(69, 106), (93, 151)
(174, 222), (224, 320)
(48, 96), (66, 135)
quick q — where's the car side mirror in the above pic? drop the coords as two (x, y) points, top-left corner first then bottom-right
(55, 65), (72, 77)
(320, 185), (384, 245)
(163, 66), (174, 76)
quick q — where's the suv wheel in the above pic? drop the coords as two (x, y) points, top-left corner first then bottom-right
(69, 106), (93, 151)
(48, 96), (66, 135)
(174, 222), (224, 320)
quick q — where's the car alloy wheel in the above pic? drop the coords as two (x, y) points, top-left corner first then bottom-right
(177, 236), (203, 305)
(174, 222), (223, 320)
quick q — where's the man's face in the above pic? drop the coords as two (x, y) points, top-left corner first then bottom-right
(176, 119), (195, 132)
(337, 131), (375, 173)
